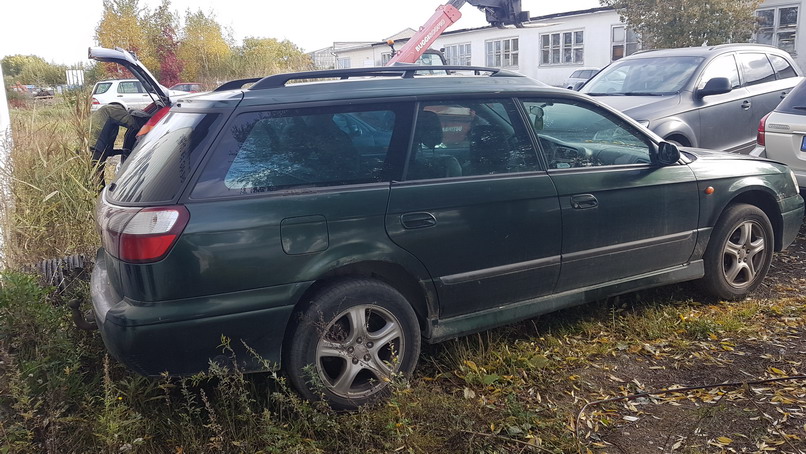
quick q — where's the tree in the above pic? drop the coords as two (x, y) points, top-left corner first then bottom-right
(95, 0), (157, 78)
(232, 37), (313, 77)
(144, 0), (182, 86)
(599, 0), (762, 49)
(177, 9), (232, 82)
(2, 55), (66, 86)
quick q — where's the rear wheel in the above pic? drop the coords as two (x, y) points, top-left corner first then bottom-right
(285, 279), (421, 410)
(701, 204), (773, 300)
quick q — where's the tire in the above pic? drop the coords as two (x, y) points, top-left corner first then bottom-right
(700, 203), (774, 300)
(284, 279), (421, 410)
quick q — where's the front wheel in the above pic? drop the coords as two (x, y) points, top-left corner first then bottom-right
(284, 279), (421, 410)
(700, 203), (774, 300)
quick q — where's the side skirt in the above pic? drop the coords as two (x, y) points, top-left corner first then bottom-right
(427, 260), (705, 343)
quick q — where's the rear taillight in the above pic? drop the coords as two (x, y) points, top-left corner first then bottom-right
(757, 112), (770, 146)
(91, 97), (100, 105)
(97, 202), (189, 263)
(136, 106), (171, 138)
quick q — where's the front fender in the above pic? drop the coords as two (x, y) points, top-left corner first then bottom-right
(650, 117), (697, 146)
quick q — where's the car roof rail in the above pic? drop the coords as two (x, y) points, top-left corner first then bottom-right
(214, 77), (263, 92)
(249, 66), (520, 90)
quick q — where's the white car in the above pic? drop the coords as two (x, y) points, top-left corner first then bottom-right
(90, 77), (187, 112)
(752, 78), (806, 188)
(561, 67), (599, 90)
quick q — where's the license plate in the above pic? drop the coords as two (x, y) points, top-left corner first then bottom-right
(801, 136), (806, 152)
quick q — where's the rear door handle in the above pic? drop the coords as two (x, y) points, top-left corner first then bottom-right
(741, 100), (752, 110)
(570, 194), (598, 209)
(400, 212), (437, 229)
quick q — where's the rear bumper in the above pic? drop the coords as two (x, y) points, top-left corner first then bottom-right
(91, 250), (305, 376)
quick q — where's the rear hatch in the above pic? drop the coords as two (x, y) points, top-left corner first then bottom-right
(96, 100), (235, 300)
(88, 47), (172, 108)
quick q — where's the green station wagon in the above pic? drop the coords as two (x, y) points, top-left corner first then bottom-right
(91, 64), (804, 410)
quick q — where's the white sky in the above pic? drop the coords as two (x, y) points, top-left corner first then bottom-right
(0, 0), (601, 65)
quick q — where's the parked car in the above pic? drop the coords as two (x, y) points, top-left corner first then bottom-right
(89, 62), (804, 410)
(170, 82), (204, 93)
(562, 67), (599, 90)
(752, 78), (806, 188)
(580, 44), (803, 154)
(91, 79), (155, 112)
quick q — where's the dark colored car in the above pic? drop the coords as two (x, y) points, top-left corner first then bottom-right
(581, 44), (803, 154)
(91, 62), (804, 410)
(170, 82), (204, 93)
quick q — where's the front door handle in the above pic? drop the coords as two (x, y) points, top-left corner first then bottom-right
(400, 212), (437, 229)
(570, 194), (598, 209)
(741, 100), (752, 110)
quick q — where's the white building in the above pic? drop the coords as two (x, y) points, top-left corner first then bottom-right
(333, 1), (804, 86)
(335, 7), (636, 86)
(755, 0), (803, 69)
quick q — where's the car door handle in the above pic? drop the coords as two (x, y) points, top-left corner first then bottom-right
(400, 212), (437, 229)
(570, 194), (598, 209)
(741, 100), (751, 110)
(117, 94), (123, 97)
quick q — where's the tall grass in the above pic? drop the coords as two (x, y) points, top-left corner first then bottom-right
(0, 89), (98, 268)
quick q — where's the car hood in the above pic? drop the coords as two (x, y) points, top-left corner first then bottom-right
(88, 47), (170, 107)
(587, 93), (683, 121)
(682, 147), (758, 161)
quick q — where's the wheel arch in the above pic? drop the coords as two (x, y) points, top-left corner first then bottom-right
(283, 261), (436, 351)
(721, 188), (784, 251)
(651, 117), (697, 147)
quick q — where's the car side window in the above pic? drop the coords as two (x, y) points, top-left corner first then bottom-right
(738, 53), (776, 86)
(117, 81), (142, 94)
(698, 54), (741, 90)
(405, 99), (538, 181)
(93, 82), (112, 95)
(769, 54), (797, 80)
(192, 103), (411, 198)
(522, 99), (652, 169)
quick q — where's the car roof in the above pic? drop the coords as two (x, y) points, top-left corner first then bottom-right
(177, 66), (565, 109)
(95, 79), (139, 83)
(624, 43), (790, 60)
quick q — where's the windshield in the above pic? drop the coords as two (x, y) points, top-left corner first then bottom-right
(583, 56), (704, 96)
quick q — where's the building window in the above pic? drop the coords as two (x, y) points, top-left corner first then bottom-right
(756, 6), (798, 54)
(485, 38), (519, 67)
(444, 43), (472, 65)
(381, 53), (392, 65)
(540, 31), (583, 65)
(611, 26), (640, 61)
(336, 57), (351, 69)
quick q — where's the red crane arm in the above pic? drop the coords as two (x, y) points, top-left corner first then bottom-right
(386, 4), (464, 65)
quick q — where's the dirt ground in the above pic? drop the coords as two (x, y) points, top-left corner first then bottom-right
(576, 222), (806, 453)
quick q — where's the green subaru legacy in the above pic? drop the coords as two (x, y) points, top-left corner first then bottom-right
(90, 63), (804, 410)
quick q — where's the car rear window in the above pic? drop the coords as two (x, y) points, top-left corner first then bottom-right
(769, 54), (797, 79)
(93, 82), (112, 95)
(107, 112), (222, 204)
(776, 79), (806, 115)
(192, 103), (412, 198)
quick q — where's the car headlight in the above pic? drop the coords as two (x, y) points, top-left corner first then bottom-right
(790, 169), (800, 194)
(637, 120), (650, 128)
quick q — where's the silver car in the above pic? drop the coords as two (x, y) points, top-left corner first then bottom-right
(751, 78), (806, 187)
(581, 44), (803, 154)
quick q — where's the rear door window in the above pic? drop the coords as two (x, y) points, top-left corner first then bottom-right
(405, 98), (539, 180)
(738, 53), (776, 86)
(107, 112), (222, 204)
(192, 103), (412, 198)
(117, 81), (144, 93)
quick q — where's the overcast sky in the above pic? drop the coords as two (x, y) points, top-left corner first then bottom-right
(1, 0), (602, 65)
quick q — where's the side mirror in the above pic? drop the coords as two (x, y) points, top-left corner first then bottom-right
(653, 141), (681, 166)
(697, 77), (732, 97)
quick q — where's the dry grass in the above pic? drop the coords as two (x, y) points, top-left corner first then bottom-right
(0, 90), (99, 267)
